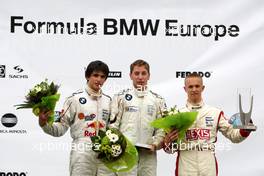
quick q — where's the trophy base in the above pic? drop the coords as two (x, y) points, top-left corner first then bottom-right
(135, 143), (152, 150)
(233, 125), (257, 131)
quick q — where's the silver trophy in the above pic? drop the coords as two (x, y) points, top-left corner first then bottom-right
(230, 93), (257, 131)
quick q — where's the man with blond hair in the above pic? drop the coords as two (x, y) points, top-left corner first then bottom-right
(110, 59), (166, 176)
(164, 72), (253, 176)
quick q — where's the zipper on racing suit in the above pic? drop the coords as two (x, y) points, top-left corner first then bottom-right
(137, 97), (144, 143)
(96, 97), (99, 136)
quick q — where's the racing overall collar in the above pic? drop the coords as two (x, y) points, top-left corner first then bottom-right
(134, 86), (148, 97)
(85, 86), (102, 100)
(186, 100), (204, 111)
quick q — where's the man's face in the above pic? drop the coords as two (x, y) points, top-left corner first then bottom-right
(130, 65), (150, 89)
(184, 77), (204, 103)
(87, 71), (107, 92)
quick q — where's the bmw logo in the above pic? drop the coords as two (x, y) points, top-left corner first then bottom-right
(1, 113), (17, 128)
(79, 97), (87, 104)
(125, 94), (133, 101)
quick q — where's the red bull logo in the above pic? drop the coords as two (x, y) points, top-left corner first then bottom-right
(84, 121), (105, 137)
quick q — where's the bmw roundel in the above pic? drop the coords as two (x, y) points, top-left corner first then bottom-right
(79, 97), (87, 104)
(125, 94), (133, 101)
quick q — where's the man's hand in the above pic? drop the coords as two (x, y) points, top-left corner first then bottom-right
(164, 129), (179, 144)
(150, 144), (156, 152)
(39, 111), (51, 127)
(163, 129), (179, 153)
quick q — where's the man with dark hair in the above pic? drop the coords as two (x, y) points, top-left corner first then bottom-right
(85, 60), (110, 79)
(163, 72), (253, 176)
(39, 60), (114, 176)
(110, 59), (166, 176)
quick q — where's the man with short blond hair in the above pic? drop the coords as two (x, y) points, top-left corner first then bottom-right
(164, 72), (252, 176)
(110, 59), (166, 176)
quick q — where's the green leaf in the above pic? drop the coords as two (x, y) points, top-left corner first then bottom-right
(101, 136), (110, 145)
(14, 103), (34, 109)
(98, 130), (106, 138)
(32, 107), (40, 116)
(151, 111), (198, 140)
(15, 80), (60, 125)
(103, 137), (138, 172)
(91, 136), (100, 143)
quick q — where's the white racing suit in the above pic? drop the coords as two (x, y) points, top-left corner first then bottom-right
(109, 88), (166, 176)
(41, 86), (115, 176)
(173, 101), (251, 176)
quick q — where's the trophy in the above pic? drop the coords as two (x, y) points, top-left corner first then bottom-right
(229, 92), (257, 131)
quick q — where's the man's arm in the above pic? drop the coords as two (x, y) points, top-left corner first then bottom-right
(218, 111), (251, 143)
(40, 97), (75, 137)
(109, 94), (124, 129)
(152, 98), (167, 150)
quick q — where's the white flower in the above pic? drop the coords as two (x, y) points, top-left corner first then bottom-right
(106, 130), (112, 137)
(111, 144), (122, 157)
(168, 111), (174, 115)
(112, 144), (121, 151)
(108, 133), (119, 143)
(172, 110), (178, 115)
(34, 86), (42, 93)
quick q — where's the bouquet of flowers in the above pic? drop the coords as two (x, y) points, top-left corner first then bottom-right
(91, 128), (138, 172)
(15, 79), (60, 124)
(151, 106), (198, 142)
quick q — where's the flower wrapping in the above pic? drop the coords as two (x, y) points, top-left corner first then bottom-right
(151, 107), (198, 142)
(91, 128), (138, 172)
(15, 79), (60, 124)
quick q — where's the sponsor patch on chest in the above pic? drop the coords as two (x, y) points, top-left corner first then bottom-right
(125, 94), (133, 101)
(125, 106), (139, 112)
(102, 109), (109, 121)
(79, 97), (87, 104)
(85, 113), (96, 121)
(83, 121), (105, 137)
(147, 105), (155, 116)
(186, 129), (210, 140)
(205, 116), (214, 127)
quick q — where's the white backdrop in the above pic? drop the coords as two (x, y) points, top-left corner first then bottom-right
(1, 0), (264, 175)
